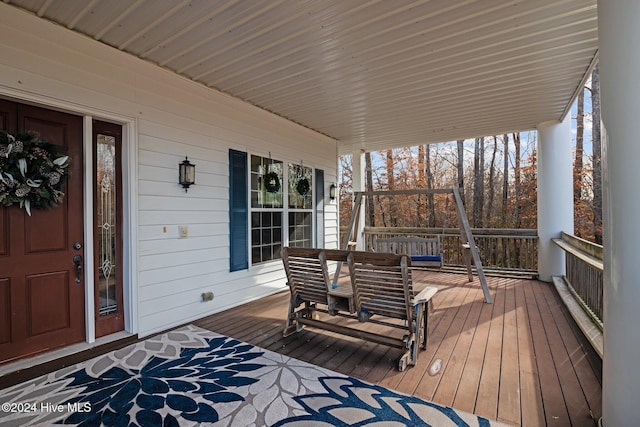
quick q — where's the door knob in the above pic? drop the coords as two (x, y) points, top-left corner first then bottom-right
(73, 255), (83, 283)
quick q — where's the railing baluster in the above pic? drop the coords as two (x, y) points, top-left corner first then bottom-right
(342, 227), (539, 274)
(552, 232), (603, 327)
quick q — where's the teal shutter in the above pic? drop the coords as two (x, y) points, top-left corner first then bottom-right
(315, 168), (325, 248)
(229, 149), (248, 271)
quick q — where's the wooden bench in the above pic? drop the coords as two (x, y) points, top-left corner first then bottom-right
(281, 247), (353, 335)
(373, 235), (443, 268)
(281, 247), (438, 371)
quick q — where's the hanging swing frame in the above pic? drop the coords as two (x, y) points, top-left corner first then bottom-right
(339, 187), (493, 304)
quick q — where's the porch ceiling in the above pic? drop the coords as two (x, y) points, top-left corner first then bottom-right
(5, 0), (598, 154)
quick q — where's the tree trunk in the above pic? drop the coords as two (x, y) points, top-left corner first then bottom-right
(386, 149), (397, 226)
(513, 132), (522, 263)
(338, 155), (353, 228)
(456, 139), (465, 207)
(479, 137), (485, 223)
(591, 64), (603, 244)
(513, 132), (521, 229)
(487, 136), (498, 226)
(473, 137), (485, 227)
(502, 134), (509, 227)
(365, 151), (375, 227)
(575, 89), (584, 204)
(426, 144), (436, 227)
(417, 145), (425, 226)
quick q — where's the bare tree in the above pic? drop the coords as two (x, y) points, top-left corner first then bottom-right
(340, 133), (542, 234)
(426, 144), (436, 227)
(513, 132), (522, 228)
(365, 152), (375, 227)
(575, 89), (584, 204)
(338, 155), (353, 227)
(417, 145), (425, 226)
(386, 149), (397, 227)
(456, 139), (465, 206)
(473, 137), (485, 227)
(502, 134), (509, 226)
(486, 136), (498, 225)
(591, 64), (603, 244)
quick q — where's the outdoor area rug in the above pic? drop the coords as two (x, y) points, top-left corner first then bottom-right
(0, 324), (510, 426)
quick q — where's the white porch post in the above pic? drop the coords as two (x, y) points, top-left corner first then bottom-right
(536, 116), (573, 282)
(351, 150), (366, 250)
(599, 1), (640, 425)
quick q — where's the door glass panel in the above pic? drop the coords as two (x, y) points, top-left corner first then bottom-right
(96, 134), (117, 316)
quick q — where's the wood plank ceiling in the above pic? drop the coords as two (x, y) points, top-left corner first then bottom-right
(4, 0), (598, 154)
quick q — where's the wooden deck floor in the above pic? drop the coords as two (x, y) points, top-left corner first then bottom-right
(195, 270), (602, 427)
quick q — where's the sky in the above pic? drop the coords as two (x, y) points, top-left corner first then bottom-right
(570, 85), (594, 155)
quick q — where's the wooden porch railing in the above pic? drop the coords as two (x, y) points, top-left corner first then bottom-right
(553, 232), (604, 328)
(339, 227), (538, 275)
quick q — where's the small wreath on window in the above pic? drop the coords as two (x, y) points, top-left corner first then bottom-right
(0, 131), (70, 216)
(264, 171), (281, 193)
(296, 177), (310, 195)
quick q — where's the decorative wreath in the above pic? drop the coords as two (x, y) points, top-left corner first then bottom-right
(263, 171), (281, 193)
(0, 131), (70, 216)
(296, 177), (310, 195)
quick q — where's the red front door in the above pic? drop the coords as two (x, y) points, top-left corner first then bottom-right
(0, 100), (85, 364)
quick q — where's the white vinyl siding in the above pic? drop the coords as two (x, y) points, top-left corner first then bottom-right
(0, 6), (339, 338)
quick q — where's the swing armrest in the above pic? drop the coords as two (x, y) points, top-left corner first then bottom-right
(412, 286), (438, 305)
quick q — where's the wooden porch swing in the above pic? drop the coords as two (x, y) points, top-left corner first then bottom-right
(339, 187), (493, 304)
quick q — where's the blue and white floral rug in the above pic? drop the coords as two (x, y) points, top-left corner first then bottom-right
(0, 325), (510, 426)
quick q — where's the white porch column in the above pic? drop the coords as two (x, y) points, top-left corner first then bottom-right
(599, 1), (640, 425)
(536, 116), (573, 282)
(351, 150), (366, 250)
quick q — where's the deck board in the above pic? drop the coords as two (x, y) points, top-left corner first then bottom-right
(412, 280), (478, 400)
(475, 277), (505, 421)
(498, 279), (521, 425)
(539, 282), (601, 426)
(0, 270), (602, 426)
(192, 270), (602, 427)
(523, 279), (573, 426)
(432, 286), (484, 407)
(382, 271), (472, 393)
(515, 280), (546, 427)
(452, 287), (494, 414)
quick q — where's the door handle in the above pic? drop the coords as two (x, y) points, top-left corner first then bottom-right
(73, 255), (83, 283)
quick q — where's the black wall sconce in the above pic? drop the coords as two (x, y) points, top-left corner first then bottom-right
(179, 156), (196, 192)
(329, 183), (337, 200)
